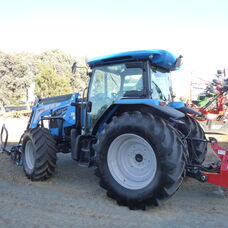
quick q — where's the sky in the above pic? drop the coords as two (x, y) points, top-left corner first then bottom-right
(0, 0), (228, 97)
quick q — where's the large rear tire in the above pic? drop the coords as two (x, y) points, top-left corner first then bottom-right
(178, 116), (207, 164)
(22, 128), (57, 180)
(94, 112), (186, 209)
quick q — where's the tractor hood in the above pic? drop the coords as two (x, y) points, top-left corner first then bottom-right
(88, 49), (182, 72)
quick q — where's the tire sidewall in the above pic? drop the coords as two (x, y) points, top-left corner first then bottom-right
(21, 127), (57, 181)
(97, 114), (183, 202)
(22, 133), (36, 176)
(100, 128), (162, 200)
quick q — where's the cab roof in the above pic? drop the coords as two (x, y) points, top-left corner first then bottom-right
(87, 49), (180, 72)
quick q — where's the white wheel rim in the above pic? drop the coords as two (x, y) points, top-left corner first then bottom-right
(25, 140), (35, 170)
(107, 134), (157, 190)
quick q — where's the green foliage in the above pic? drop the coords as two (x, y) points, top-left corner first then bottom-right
(36, 50), (73, 76)
(35, 64), (72, 97)
(69, 57), (89, 93)
(0, 53), (34, 105)
(0, 49), (88, 105)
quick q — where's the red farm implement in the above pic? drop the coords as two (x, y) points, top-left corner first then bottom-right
(189, 71), (228, 134)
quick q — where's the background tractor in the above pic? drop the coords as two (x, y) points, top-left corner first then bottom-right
(1, 49), (213, 209)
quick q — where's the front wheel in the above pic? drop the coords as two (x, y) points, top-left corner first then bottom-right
(22, 128), (57, 180)
(94, 112), (186, 209)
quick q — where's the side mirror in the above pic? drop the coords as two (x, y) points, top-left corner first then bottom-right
(71, 61), (90, 76)
(72, 62), (77, 74)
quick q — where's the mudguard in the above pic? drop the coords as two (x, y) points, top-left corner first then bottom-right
(115, 99), (185, 119)
(92, 99), (185, 134)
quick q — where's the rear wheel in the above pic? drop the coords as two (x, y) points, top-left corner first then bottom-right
(22, 128), (57, 180)
(94, 112), (186, 209)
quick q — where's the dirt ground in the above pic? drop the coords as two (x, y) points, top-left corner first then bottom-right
(0, 118), (228, 228)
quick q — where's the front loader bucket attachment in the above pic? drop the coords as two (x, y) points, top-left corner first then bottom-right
(0, 124), (10, 153)
(0, 124), (22, 166)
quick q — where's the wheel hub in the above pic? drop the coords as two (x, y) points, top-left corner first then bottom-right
(107, 133), (157, 190)
(135, 153), (143, 162)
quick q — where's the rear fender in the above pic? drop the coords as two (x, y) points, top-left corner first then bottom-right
(168, 101), (200, 115)
(92, 99), (185, 135)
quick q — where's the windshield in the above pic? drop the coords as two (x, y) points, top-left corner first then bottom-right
(89, 64), (143, 99)
(150, 69), (172, 101)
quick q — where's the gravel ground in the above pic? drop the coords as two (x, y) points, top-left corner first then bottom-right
(0, 118), (228, 228)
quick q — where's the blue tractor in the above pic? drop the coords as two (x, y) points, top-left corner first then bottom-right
(1, 49), (207, 209)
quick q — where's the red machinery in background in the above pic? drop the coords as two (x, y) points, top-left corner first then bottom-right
(189, 70), (228, 134)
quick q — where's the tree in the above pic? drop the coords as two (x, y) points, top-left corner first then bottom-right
(34, 64), (72, 97)
(0, 53), (34, 105)
(0, 49), (89, 105)
(70, 57), (89, 94)
(36, 50), (89, 94)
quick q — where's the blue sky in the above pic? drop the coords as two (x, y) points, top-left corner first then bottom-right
(0, 0), (228, 96)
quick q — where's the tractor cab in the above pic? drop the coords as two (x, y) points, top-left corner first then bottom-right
(89, 62), (173, 102)
(85, 50), (182, 133)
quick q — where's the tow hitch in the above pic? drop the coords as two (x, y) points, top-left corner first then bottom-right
(187, 137), (228, 187)
(0, 124), (22, 166)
